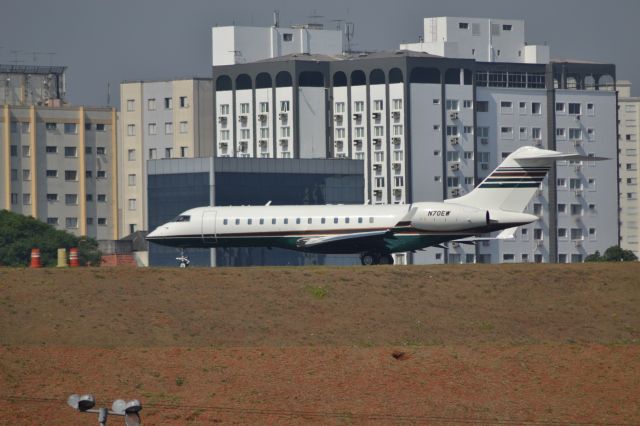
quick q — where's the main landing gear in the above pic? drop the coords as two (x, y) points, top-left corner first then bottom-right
(360, 252), (394, 266)
(176, 249), (191, 268)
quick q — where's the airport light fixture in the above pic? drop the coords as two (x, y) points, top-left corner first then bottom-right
(67, 394), (142, 426)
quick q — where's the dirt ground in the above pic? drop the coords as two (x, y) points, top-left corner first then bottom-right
(1, 264), (639, 424)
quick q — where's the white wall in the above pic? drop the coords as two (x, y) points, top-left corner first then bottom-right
(298, 87), (326, 158)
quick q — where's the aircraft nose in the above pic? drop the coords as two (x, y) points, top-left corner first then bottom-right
(146, 227), (165, 240)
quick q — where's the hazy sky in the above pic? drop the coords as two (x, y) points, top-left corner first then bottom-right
(2, 0), (639, 106)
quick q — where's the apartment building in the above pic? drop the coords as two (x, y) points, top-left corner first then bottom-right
(209, 17), (619, 264)
(118, 78), (213, 236)
(1, 104), (117, 240)
(618, 80), (640, 257)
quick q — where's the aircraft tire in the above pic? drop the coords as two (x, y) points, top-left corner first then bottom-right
(379, 254), (394, 265)
(361, 253), (378, 266)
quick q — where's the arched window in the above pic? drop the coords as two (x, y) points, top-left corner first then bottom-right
(369, 69), (385, 85)
(235, 74), (252, 90)
(389, 68), (403, 84)
(256, 73), (272, 89)
(215, 75), (232, 91)
(463, 69), (473, 85)
(298, 71), (324, 87)
(598, 74), (615, 91)
(444, 68), (460, 85)
(276, 71), (292, 87)
(409, 67), (440, 84)
(333, 71), (347, 87)
(351, 70), (366, 86)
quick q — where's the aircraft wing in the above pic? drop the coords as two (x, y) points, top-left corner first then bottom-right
(296, 230), (389, 248)
(451, 227), (518, 244)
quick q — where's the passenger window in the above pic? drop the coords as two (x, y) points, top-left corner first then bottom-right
(272, 218), (276, 224)
(308, 218), (312, 224)
(321, 218), (326, 224)
(247, 218), (252, 225)
(358, 217), (363, 223)
(345, 217), (350, 224)
(223, 219), (228, 225)
(284, 218), (289, 224)
(296, 218), (301, 224)
(259, 218), (264, 225)
(369, 217), (374, 223)
(334, 217), (338, 224)
(235, 218), (240, 225)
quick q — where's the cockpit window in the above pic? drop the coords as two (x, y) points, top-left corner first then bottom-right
(173, 215), (191, 222)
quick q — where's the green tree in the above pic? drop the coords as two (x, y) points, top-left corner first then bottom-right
(602, 245), (638, 262)
(584, 250), (603, 262)
(0, 210), (102, 267)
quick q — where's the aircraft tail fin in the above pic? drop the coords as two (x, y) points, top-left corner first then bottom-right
(446, 146), (606, 212)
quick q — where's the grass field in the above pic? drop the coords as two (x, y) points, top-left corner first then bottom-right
(1, 263), (639, 424)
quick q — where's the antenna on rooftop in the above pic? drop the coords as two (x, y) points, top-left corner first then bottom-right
(29, 51), (56, 64)
(273, 10), (279, 28)
(107, 82), (111, 106)
(345, 22), (355, 53)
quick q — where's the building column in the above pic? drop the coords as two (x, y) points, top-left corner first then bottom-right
(3, 105), (10, 209)
(111, 107), (118, 239)
(29, 106), (37, 218)
(78, 107), (87, 236)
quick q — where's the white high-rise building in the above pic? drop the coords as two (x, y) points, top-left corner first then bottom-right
(618, 80), (640, 257)
(401, 17), (550, 64)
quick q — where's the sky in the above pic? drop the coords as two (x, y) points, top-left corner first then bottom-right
(1, 0), (639, 106)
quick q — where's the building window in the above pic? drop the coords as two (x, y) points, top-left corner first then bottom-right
(534, 228), (543, 240)
(532, 102), (542, 115)
(148, 123), (157, 135)
(47, 217), (59, 225)
(98, 218), (107, 226)
(335, 102), (345, 113)
(283, 33), (293, 41)
(46, 122), (57, 131)
(164, 97), (172, 109)
(45, 146), (57, 154)
(180, 121), (188, 134)
(64, 123), (78, 134)
(587, 103), (595, 115)
(280, 101), (290, 112)
(180, 146), (188, 157)
(558, 228), (567, 238)
(149, 148), (157, 159)
(354, 101), (364, 112)
(476, 101), (489, 112)
(96, 124), (106, 132)
(66, 217), (79, 229)
(374, 126), (384, 137)
(22, 145), (31, 157)
(85, 146), (93, 155)
(220, 104), (230, 115)
(128, 149), (136, 161)
(463, 100), (473, 109)
(459, 22), (469, 29)
(259, 102), (269, 113)
(97, 194), (107, 202)
(373, 100), (383, 111)
(22, 169), (31, 181)
(393, 99), (403, 110)
(96, 147), (106, 155)
(179, 96), (188, 108)
(500, 127), (513, 138)
(241, 129), (250, 139)
(63, 147), (77, 157)
(446, 99), (459, 111)
(500, 101), (513, 113)
(128, 174), (136, 186)
(65, 194), (78, 205)
(532, 128), (541, 140)
(555, 102), (565, 113)
(148, 98), (156, 111)
(165, 122), (173, 134)
(393, 125), (403, 136)
(127, 124), (135, 136)
(445, 125), (458, 136)
(127, 99), (135, 111)
(220, 130), (230, 141)
(97, 170), (107, 179)
(46, 169), (58, 178)
(519, 102), (527, 114)
(240, 103), (250, 114)
(568, 103), (581, 115)
(165, 148), (172, 158)
(65, 170), (78, 181)
(519, 127), (528, 140)
(128, 199), (137, 211)
(281, 126), (291, 137)
(22, 193), (31, 205)
(569, 128), (582, 140)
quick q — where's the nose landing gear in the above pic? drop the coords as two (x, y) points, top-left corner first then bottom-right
(360, 252), (394, 265)
(176, 249), (191, 268)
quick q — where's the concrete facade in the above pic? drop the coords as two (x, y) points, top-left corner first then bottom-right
(1, 104), (118, 240)
(400, 17), (550, 64)
(210, 49), (618, 264)
(0, 65), (66, 106)
(618, 80), (640, 257)
(118, 78), (213, 236)
(212, 24), (342, 66)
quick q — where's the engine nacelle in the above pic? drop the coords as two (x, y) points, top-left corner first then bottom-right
(410, 204), (489, 231)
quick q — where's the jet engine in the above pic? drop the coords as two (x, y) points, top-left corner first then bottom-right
(410, 204), (489, 231)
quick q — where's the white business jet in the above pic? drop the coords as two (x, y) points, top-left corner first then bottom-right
(146, 146), (604, 266)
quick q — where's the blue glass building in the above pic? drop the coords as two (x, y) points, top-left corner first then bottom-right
(147, 157), (364, 266)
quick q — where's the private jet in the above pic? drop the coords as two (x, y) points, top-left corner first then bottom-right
(146, 146), (605, 265)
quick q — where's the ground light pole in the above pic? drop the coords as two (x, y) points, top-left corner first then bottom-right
(67, 394), (142, 425)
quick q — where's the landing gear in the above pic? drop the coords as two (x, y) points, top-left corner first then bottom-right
(360, 253), (394, 265)
(176, 249), (191, 268)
